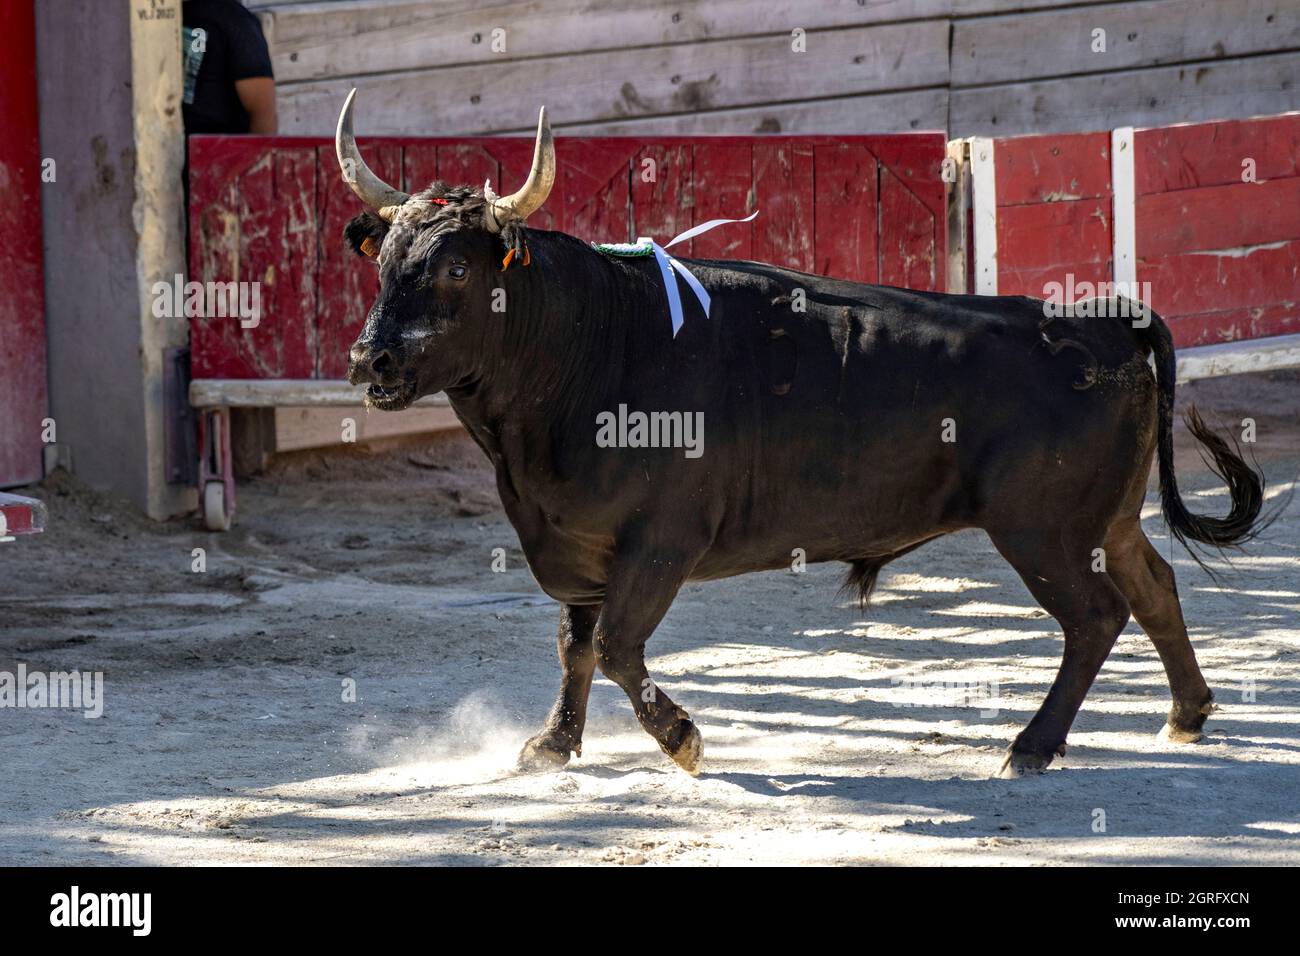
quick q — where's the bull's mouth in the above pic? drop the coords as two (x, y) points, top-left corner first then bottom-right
(364, 380), (417, 411)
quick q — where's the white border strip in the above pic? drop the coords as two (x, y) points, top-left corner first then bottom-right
(1111, 126), (1137, 289)
(969, 137), (997, 295)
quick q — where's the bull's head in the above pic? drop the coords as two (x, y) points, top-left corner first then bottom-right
(337, 90), (555, 410)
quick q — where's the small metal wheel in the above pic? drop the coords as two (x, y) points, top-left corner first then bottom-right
(203, 481), (231, 532)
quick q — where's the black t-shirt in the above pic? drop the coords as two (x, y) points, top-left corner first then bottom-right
(182, 0), (274, 134)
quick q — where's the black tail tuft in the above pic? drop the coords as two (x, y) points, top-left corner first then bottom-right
(1134, 307), (1270, 570)
(841, 558), (886, 609)
(1160, 406), (1268, 552)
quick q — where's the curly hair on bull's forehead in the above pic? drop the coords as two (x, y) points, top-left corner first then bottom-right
(402, 180), (529, 258)
(343, 179), (531, 263)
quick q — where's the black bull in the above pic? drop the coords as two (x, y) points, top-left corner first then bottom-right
(345, 189), (1264, 779)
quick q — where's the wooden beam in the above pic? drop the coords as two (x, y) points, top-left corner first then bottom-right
(189, 378), (451, 408)
(1176, 333), (1300, 384)
(274, 405), (462, 452)
(560, 88), (949, 136)
(951, 53), (1300, 137)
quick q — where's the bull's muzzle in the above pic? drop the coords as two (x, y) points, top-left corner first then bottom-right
(348, 343), (398, 387)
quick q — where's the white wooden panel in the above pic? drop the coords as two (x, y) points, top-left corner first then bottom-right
(1111, 125), (1136, 289)
(969, 136), (998, 295)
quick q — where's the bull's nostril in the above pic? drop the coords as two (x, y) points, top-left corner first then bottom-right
(348, 346), (399, 386)
(370, 349), (395, 379)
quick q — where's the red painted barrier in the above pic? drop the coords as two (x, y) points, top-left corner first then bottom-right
(984, 113), (1300, 348)
(1135, 115), (1300, 346)
(188, 134), (948, 379)
(993, 130), (1114, 301)
(0, 1), (48, 485)
(191, 117), (1295, 378)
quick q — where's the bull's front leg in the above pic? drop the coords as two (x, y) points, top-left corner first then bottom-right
(518, 603), (601, 771)
(591, 536), (704, 775)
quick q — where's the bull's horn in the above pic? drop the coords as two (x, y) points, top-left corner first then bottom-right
(336, 88), (409, 220)
(486, 107), (555, 232)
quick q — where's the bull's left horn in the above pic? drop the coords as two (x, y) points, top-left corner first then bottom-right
(336, 88), (409, 220)
(486, 107), (555, 232)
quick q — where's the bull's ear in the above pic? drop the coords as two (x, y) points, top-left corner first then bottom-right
(344, 212), (388, 260)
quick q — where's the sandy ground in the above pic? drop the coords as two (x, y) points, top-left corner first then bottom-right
(1, 372), (1298, 866)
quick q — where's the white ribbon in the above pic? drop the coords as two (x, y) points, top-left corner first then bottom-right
(645, 210), (759, 337)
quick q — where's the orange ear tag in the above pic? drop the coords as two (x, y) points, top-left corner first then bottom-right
(501, 248), (517, 272)
(360, 236), (380, 258)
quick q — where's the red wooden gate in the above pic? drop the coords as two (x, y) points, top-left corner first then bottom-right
(1135, 115), (1300, 346)
(980, 114), (1300, 348)
(188, 133), (947, 379)
(0, 1), (48, 486)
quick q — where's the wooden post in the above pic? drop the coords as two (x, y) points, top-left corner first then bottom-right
(944, 138), (970, 295)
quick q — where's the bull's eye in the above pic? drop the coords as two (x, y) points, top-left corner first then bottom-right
(448, 265), (468, 279)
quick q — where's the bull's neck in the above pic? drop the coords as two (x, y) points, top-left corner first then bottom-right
(446, 229), (657, 436)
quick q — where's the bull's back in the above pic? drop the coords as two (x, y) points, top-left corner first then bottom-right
(685, 265), (1153, 573)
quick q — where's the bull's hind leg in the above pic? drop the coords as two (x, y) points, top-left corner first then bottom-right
(989, 529), (1132, 777)
(518, 603), (601, 771)
(1104, 518), (1214, 742)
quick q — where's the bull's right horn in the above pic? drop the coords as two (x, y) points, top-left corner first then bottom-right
(335, 88), (409, 220)
(485, 106), (555, 232)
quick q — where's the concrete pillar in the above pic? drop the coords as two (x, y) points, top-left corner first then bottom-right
(37, 0), (192, 519)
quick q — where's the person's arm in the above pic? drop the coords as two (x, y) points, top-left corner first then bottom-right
(235, 76), (277, 133)
(227, 8), (277, 134)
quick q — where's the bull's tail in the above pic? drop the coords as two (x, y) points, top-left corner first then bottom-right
(1132, 305), (1266, 555)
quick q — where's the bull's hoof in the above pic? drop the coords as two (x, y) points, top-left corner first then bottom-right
(1162, 695), (1215, 744)
(666, 723), (703, 776)
(1158, 722), (1207, 744)
(516, 733), (574, 773)
(996, 743), (1064, 779)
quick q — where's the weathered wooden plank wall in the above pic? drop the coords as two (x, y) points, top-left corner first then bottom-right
(251, 0), (1300, 138)
(188, 132), (947, 379)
